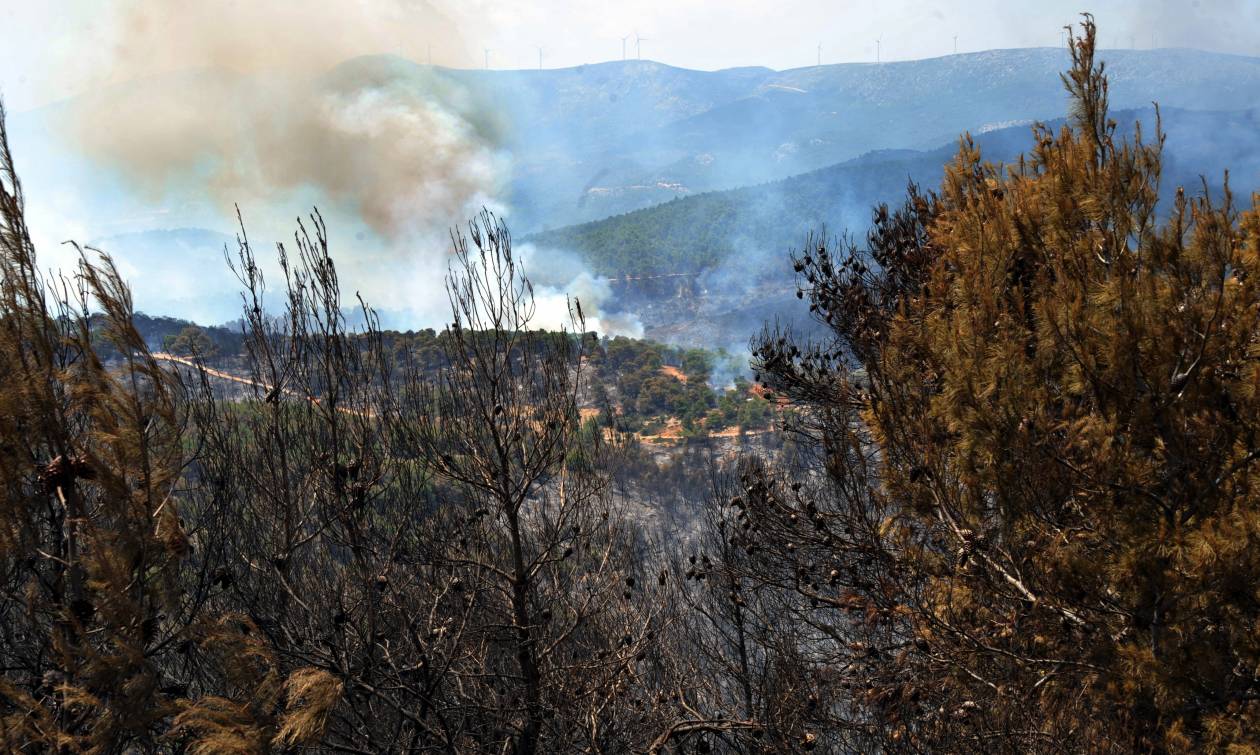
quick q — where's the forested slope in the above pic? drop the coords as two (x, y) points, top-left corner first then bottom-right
(529, 106), (1260, 277)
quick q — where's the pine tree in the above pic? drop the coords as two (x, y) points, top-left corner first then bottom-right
(749, 16), (1260, 751)
(0, 101), (340, 754)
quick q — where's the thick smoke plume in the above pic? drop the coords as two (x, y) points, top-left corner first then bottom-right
(46, 0), (553, 329)
(71, 69), (507, 241)
(46, 0), (651, 336)
(69, 0), (502, 240)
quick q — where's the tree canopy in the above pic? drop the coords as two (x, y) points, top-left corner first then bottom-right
(748, 16), (1260, 751)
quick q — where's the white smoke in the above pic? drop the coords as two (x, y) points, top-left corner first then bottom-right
(33, 0), (647, 334)
(518, 242), (644, 337)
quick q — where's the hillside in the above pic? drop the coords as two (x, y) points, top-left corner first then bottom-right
(471, 47), (1260, 229)
(526, 106), (1260, 278)
(132, 316), (776, 445)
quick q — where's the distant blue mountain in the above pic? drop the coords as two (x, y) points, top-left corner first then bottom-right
(525, 106), (1260, 279)
(17, 47), (1260, 236)
(9, 47), (1260, 331)
(413, 48), (1260, 229)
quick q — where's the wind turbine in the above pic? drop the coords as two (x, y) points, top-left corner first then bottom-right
(621, 35), (630, 60)
(536, 46), (544, 70)
(817, 42), (822, 66)
(484, 48), (491, 69)
(875, 36), (882, 64)
(953, 35), (958, 54)
(635, 32), (647, 60)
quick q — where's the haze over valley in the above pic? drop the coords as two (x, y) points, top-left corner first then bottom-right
(9, 42), (1260, 339)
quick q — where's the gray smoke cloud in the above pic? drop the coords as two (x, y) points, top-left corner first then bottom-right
(48, 0), (639, 333)
(66, 0), (504, 241)
(518, 242), (644, 338)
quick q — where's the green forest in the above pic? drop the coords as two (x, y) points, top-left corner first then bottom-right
(528, 107), (1260, 279)
(524, 151), (929, 277)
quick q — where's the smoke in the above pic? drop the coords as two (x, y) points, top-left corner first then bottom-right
(518, 242), (644, 337)
(67, 0), (505, 237)
(707, 348), (751, 391)
(43, 0), (518, 327)
(40, 0), (649, 333)
(100, 1), (466, 81)
(68, 70), (509, 246)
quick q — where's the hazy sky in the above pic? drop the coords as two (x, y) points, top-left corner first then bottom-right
(3, 0), (1259, 111)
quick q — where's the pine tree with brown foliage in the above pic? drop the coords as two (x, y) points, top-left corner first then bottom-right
(747, 16), (1260, 752)
(0, 102), (340, 754)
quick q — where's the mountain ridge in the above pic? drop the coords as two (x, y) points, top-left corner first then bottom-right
(525, 105), (1260, 279)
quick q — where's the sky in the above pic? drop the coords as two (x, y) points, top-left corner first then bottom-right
(3, 0), (1260, 112)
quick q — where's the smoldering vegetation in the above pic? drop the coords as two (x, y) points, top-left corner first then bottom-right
(6, 18), (1260, 754)
(0, 105), (795, 750)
